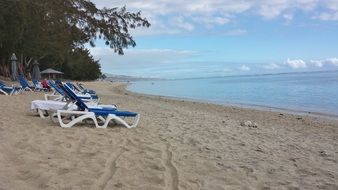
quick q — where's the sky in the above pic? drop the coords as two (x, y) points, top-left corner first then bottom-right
(90, 0), (338, 79)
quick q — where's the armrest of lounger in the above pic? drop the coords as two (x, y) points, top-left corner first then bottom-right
(45, 94), (64, 101)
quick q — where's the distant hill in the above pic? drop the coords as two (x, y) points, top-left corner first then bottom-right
(104, 73), (160, 82)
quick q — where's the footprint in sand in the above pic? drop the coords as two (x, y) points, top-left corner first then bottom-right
(162, 143), (179, 190)
(94, 139), (128, 190)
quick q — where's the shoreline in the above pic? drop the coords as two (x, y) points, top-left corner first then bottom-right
(125, 84), (338, 122)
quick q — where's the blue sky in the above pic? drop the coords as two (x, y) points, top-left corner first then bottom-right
(90, 0), (338, 79)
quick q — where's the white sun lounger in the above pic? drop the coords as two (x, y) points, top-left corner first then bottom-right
(54, 81), (140, 128)
(31, 100), (116, 118)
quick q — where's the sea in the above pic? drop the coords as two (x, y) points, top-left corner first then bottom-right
(128, 71), (338, 117)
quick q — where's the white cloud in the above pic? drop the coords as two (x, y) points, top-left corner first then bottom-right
(223, 29), (248, 36)
(192, 16), (231, 28)
(310, 60), (324, 67)
(286, 57), (338, 69)
(310, 58), (338, 67)
(325, 57), (338, 66)
(263, 63), (281, 70)
(171, 16), (194, 31)
(316, 12), (338, 21)
(283, 13), (293, 21)
(258, 4), (286, 19)
(285, 58), (307, 69)
(90, 47), (196, 60)
(240, 65), (250, 71)
(283, 13), (294, 24)
(316, 0), (338, 21)
(89, 47), (198, 71)
(91, 0), (338, 36)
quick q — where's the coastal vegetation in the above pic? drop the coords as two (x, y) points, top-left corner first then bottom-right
(0, 0), (150, 80)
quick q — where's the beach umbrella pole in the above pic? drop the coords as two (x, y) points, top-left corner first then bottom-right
(10, 53), (18, 81)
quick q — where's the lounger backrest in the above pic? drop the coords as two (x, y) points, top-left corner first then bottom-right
(0, 81), (5, 87)
(76, 82), (85, 90)
(66, 82), (81, 92)
(32, 79), (39, 87)
(55, 81), (88, 111)
(18, 75), (30, 87)
(48, 80), (65, 95)
(64, 84), (89, 110)
(0, 81), (6, 87)
(65, 82), (74, 89)
(55, 81), (73, 99)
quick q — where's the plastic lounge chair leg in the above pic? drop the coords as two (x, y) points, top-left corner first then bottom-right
(15, 88), (23, 94)
(131, 114), (140, 128)
(103, 114), (140, 128)
(94, 115), (116, 128)
(97, 116), (106, 123)
(0, 89), (8, 95)
(9, 89), (14, 95)
(49, 112), (58, 123)
(57, 110), (97, 128)
(37, 109), (48, 118)
(24, 87), (33, 91)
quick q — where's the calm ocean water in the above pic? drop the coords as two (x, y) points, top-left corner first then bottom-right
(128, 71), (338, 116)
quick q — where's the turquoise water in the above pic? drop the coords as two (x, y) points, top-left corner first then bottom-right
(128, 71), (338, 116)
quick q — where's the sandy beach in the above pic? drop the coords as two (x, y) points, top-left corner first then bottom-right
(0, 81), (337, 190)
